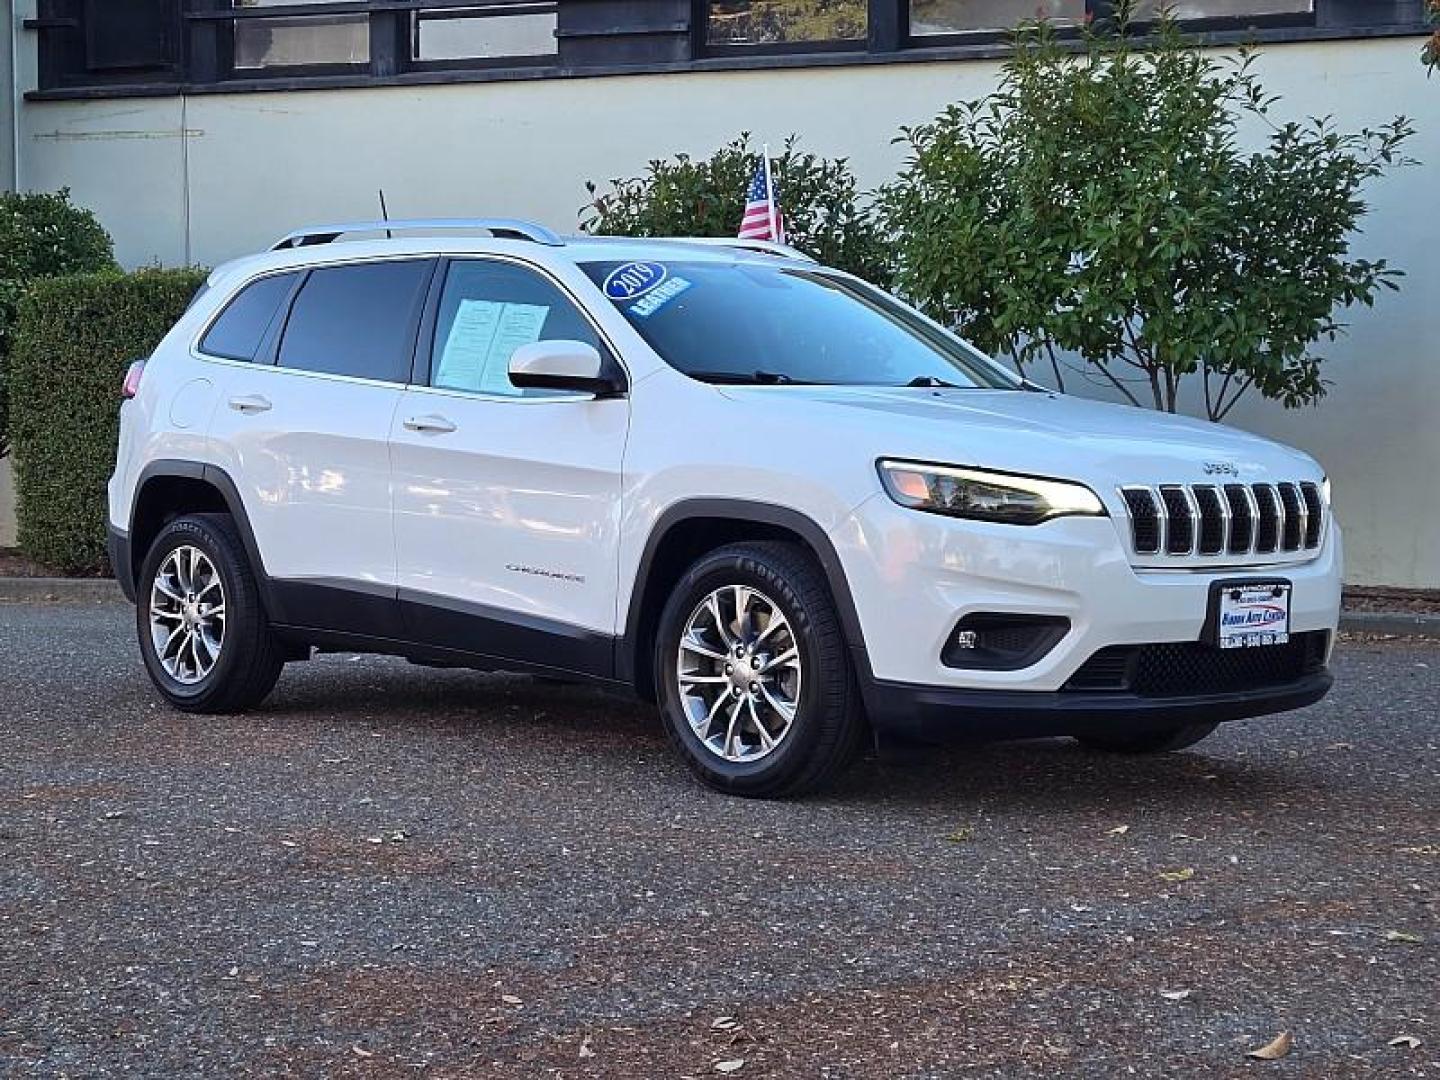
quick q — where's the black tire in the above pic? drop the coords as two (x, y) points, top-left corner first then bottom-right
(654, 541), (866, 798)
(136, 513), (284, 713)
(1076, 722), (1219, 754)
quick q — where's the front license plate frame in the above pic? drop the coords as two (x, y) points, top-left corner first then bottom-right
(1204, 578), (1293, 650)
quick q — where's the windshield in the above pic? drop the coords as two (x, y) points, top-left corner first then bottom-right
(580, 259), (1021, 389)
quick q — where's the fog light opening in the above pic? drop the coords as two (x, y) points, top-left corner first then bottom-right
(941, 613), (1071, 671)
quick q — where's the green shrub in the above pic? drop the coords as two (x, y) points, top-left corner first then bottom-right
(0, 190), (116, 457)
(581, 134), (892, 285)
(10, 267), (208, 573)
(880, 9), (1412, 419)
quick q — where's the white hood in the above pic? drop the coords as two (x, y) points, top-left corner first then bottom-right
(719, 386), (1321, 491)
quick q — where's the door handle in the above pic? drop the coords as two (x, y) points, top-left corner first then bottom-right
(228, 394), (272, 414)
(402, 414), (457, 435)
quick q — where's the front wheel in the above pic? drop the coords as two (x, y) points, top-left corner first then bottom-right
(1076, 722), (1219, 754)
(136, 513), (284, 713)
(654, 542), (866, 798)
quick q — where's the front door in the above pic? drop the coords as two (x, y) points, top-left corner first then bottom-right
(388, 257), (630, 676)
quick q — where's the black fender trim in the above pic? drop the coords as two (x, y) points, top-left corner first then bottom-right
(108, 526), (135, 601)
(129, 459), (275, 613)
(617, 498), (872, 689)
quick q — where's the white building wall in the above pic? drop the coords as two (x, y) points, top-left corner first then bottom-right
(11, 31), (1439, 585)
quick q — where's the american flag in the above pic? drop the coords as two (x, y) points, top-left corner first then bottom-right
(738, 156), (785, 243)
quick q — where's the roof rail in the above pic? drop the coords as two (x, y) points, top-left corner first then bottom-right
(269, 218), (565, 251)
(655, 237), (819, 264)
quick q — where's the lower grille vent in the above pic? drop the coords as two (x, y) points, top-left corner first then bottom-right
(1064, 632), (1328, 698)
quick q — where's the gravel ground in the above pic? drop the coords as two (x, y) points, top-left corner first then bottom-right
(1, 604), (1436, 1078)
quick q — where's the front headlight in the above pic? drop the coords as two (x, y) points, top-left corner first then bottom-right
(878, 460), (1106, 525)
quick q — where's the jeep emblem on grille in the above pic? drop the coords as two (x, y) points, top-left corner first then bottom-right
(1202, 461), (1240, 477)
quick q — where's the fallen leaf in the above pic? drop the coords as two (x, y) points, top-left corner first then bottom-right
(715, 1061), (745, 1074)
(1159, 867), (1195, 883)
(1384, 930), (1424, 944)
(1107, 825), (1130, 836)
(1389, 1035), (1422, 1049)
(1160, 989), (1192, 1001)
(711, 1016), (740, 1031)
(943, 826), (973, 843)
(351, 1044), (373, 1058)
(1247, 1031), (1293, 1060)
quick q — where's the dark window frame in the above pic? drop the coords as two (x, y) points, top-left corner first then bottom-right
(25, 0), (1430, 98)
(698, 0), (1335, 54)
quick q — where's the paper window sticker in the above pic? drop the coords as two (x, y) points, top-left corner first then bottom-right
(435, 299), (504, 392)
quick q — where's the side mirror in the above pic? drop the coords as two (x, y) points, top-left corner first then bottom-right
(508, 340), (623, 398)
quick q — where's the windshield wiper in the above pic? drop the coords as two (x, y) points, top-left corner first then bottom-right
(904, 375), (961, 388)
(689, 370), (807, 385)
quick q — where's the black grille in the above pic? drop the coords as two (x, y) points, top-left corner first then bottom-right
(1160, 486), (1193, 554)
(1277, 483), (1304, 551)
(1064, 632), (1328, 698)
(1122, 489), (1161, 554)
(1193, 485), (1225, 555)
(1224, 484), (1254, 554)
(1300, 482), (1324, 548)
(1253, 484), (1281, 553)
(1121, 481), (1324, 560)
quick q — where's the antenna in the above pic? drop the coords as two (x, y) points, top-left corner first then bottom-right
(378, 189), (391, 240)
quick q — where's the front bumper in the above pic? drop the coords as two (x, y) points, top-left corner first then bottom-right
(862, 669), (1332, 743)
(831, 493), (1343, 692)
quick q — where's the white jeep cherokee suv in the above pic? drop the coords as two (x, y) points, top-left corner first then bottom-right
(108, 219), (1340, 797)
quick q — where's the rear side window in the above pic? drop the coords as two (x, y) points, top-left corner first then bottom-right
(199, 272), (297, 362)
(276, 260), (432, 383)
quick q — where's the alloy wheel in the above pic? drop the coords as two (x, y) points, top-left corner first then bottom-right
(148, 545), (226, 685)
(676, 584), (802, 763)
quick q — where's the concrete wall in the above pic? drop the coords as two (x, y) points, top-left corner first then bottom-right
(10, 19), (1439, 585)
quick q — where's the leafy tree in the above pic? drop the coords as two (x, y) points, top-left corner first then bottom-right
(0, 190), (116, 457)
(581, 134), (891, 285)
(880, 5), (1413, 420)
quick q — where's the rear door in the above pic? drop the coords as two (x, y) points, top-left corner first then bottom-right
(388, 256), (629, 675)
(205, 257), (435, 634)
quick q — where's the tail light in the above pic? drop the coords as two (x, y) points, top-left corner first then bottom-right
(122, 359), (146, 399)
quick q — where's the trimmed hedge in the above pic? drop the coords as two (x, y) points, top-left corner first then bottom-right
(0, 190), (117, 457)
(10, 267), (208, 573)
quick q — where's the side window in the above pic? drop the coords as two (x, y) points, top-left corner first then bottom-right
(429, 260), (606, 398)
(276, 260), (431, 383)
(199, 271), (298, 362)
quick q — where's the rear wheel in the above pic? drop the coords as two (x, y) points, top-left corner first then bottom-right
(137, 513), (284, 713)
(654, 542), (865, 798)
(1076, 723), (1218, 754)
